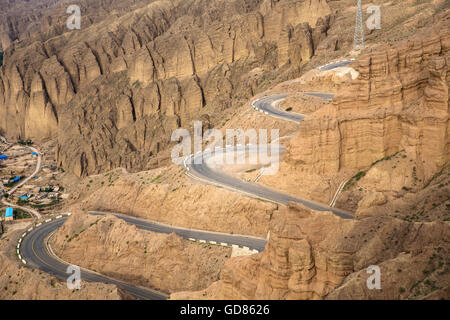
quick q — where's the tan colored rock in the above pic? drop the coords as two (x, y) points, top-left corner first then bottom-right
(80, 171), (276, 238)
(357, 192), (387, 210)
(51, 210), (232, 294)
(171, 202), (450, 300)
(287, 19), (449, 180)
(260, 16), (450, 206)
(0, 0), (331, 177)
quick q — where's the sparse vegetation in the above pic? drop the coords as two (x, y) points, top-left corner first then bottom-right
(344, 151), (406, 191)
(30, 200), (60, 208)
(132, 80), (142, 88)
(424, 164), (449, 189)
(13, 208), (31, 219)
(18, 139), (33, 146)
(151, 174), (164, 184)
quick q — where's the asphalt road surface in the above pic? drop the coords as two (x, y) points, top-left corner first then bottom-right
(186, 144), (354, 220)
(318, 60), (351, 71)
(252, 94), (304, 123)
(89, 211), (267, 251)
(20, 218), (168, 300)
(187, 65), (354, 219)
(20, 212), (267, 300)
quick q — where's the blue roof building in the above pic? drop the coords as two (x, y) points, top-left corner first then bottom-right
(0, 155), (7, 160)
(5, 207), (13, 218)
(13, 177), (21, 183)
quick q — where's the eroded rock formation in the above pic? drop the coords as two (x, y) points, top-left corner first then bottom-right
(286, 18), (449, 184)
(171, 203), (449, 300)
(0, 0), (333, 176)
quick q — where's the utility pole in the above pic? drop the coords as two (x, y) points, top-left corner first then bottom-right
(354, 0), (365, 51)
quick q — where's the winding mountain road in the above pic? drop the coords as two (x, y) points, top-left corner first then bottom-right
(186, 60), (354, 219)
(19, 209), (267, 300)
(89, 211), (267, 251)
(20, 217), (167, 300)
(16, 59), (353, 300)
(185, 144), (353, 219)
(318, 59), (352, 71)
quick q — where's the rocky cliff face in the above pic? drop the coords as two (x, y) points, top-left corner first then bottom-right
(171, 202), (450, 300)
(0, 0), (332, 176)
(286, 17), (449, 184)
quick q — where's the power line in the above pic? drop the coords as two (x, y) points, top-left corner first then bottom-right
(354, 0), (365, 51)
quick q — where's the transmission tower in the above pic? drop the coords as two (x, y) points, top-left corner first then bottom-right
(353, 0), (365, 51)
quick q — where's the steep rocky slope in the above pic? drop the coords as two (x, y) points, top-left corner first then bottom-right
(261, 11), (450, 207)
(70, 163), (277, 238)
(0, 0), (162, 51)
(0, 0), (332, 177)
(51, 210), (232, 294)
(289, 18), (449, 178)
(171, 203), (449, 300)
(170, 7), (450, 301)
